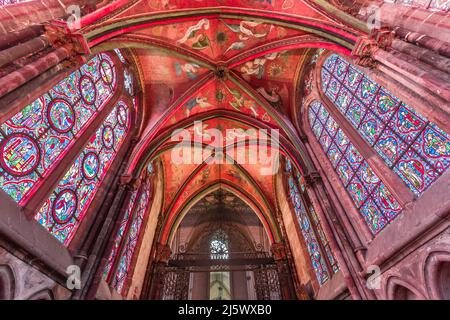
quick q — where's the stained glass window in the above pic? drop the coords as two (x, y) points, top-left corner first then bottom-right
(210, 230), (229, 260)
(286, 160), (338, 285)
(309, 100), (403, 234)
(103, 191), (138, 280)
(322, 54), (450, 197)
(34, 101), (130, 245)
(111, 180), (152, 294)
(0, 53), (117, 204)
(114, 49), (127, 64)
(124, 69), (134, 97)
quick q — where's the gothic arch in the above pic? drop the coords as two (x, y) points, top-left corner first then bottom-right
(424, 251), (450, 300)
(0, 265), (15, 300)
(162, 181), (279, 247)
(81, 8), (359, 50)
(386, 277), (425, 300)
(127, 110), (314, 184)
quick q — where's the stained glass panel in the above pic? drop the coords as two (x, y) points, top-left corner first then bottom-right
(287, 175), (329, 284)
(308, 101), (403, 234)
(322, 54), (450, 197)
(124, 69), (134, 96)
(34, 101), (130, 245)
(286, 161), (339, 284)
(0, 53), (116, 204)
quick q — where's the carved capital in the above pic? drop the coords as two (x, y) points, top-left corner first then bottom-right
(271, 242), (287, 261)
(44, 20), (91, 55)
(371, 27), (394, 50)
(304, 172), (322, 187)
(155, 243), (172, 264)
(352, 27), (394, 68)
(352, 36), (378, 68)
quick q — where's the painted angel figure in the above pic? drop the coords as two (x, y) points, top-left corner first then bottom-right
(184, 96), (213, 117)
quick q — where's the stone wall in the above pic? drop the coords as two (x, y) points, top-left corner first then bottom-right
(0, 246), (71, 300)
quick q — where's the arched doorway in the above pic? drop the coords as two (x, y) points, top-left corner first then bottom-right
(157, 189), (284, 300)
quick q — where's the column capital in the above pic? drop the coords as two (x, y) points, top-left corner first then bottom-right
(119, 175), (142, 192)
(352, 36), (378, 68)
(271, 242), (287, 261)
(352, 27), (394, 68)
(304, 172), (322, 187)
(44, 20), (90, 55)
(155, 243), (172, 264)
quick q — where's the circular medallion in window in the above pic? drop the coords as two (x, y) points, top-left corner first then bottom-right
(0, 133), (40, 176)
(47, 99), (75, 133)
(82, 152), (100, 180)
(52, 189), (77, 224)
(117, 104), (128, 127)
(102, 125), (115, 149)
(100, 59), (114, 85)
(79, 76), (96, 105)
(124, 69), (134, 96)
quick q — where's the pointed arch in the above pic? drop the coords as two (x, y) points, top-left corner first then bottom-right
(163, 181), (280, 247)
(0, 265), (15, 300)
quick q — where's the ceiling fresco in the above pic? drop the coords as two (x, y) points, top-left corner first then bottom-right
(78, 0), (363, 242)
(159, 77), (278, 128)
(112, 0), (342, 26)
(157, 117), (279, 216)
(159, 160), (277, 244)
(233, 49), (308, 115)
(131, 18), (304, 62)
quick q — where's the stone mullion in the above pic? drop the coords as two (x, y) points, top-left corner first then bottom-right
(281, 169), (321, 291)
(109, 179), (144, 290)
(105, 183), (140, 285)
(122, 177), (156, 298)
(302, 174), (364, 299)
(22, 71), (126, 217)
(307, 172), (378, 299)
(289, 168), (334, 280)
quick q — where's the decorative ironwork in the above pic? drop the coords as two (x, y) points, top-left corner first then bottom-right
(254, 265), (282, 300)
(160, 268), (190, 300)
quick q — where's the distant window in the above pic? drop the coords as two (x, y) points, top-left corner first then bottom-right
(210, 230), (229, 260)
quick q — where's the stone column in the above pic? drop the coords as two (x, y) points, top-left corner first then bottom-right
(304, 171), (372, 299)
(351, 30), (450, 132)
(147, 243), (172, 300)
(271, 242), (299, 300)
